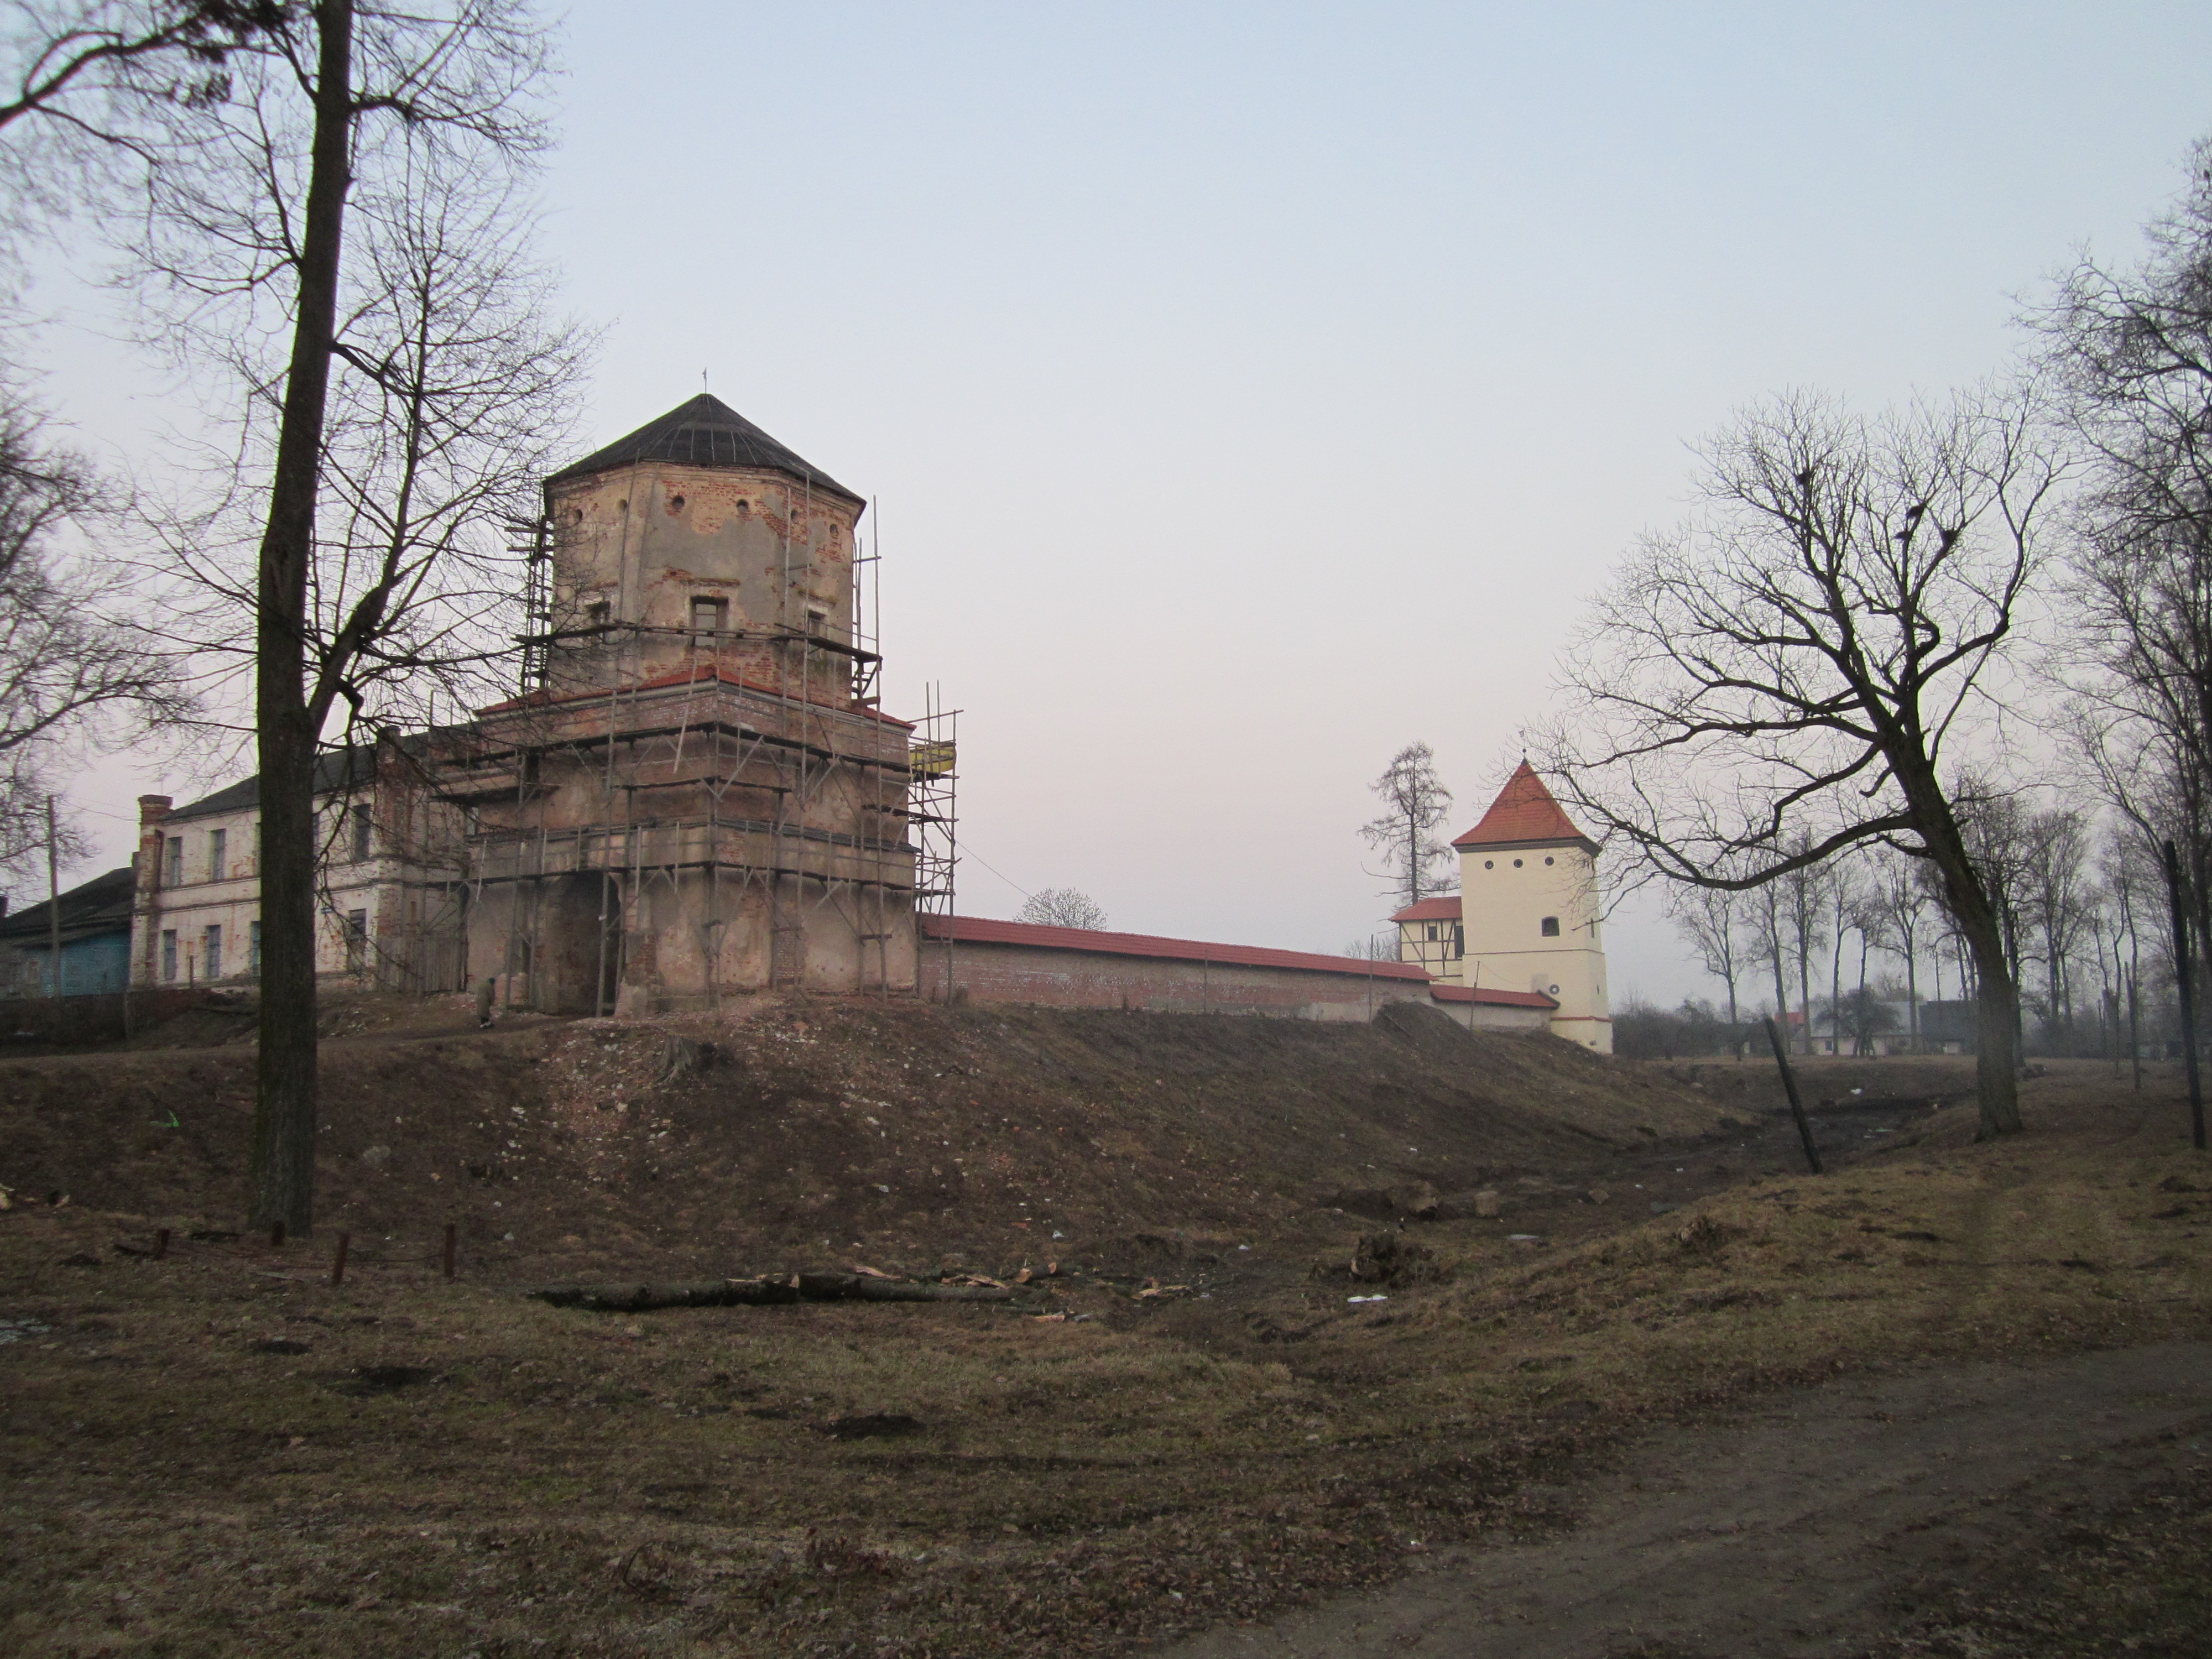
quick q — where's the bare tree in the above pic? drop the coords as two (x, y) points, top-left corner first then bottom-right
(0, 1), (291, 274)
(1359, 741), (1455, 911)
(1869, 847), (1929, 1049)
(1667, 883), (1747, 1057)
(1752, 879), (1791, 1042)
(0, 2), (285, 133)
(1015, 888), (1108, 931)
(1823, 857), (1863, 1054)
(1779, 839), (1829, 1056)
(2038, 136), (2212, 1016)
(1542, 388), (2063, 1138)
(0, 382), (192, 885)
(2018, 805), (2092, 1042)
(116, 0), (561, 1234)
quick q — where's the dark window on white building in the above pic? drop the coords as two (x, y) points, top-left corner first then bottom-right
(204, 924), (222, 980)
(208, 828), (226, 881)
(1541, 916), (1561, 937)
(160, 930), (178, 982)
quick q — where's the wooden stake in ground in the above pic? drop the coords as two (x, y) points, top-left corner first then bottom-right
(2162, 840), (2206, 1152)
(1764, 1015), (1825, 1175)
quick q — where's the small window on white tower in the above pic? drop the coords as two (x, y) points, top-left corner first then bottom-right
(1541, 916), (1561, 937)
(585, 598), (610, 630)
(806, 605), (831, 635)
(690, 596), (728, 638)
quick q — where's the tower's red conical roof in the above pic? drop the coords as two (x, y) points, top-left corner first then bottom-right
(1451, 762), (1598, 853)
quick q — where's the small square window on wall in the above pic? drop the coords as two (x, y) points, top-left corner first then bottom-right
(690, 595), (728, 638)
(1541, 916), (1561, 937)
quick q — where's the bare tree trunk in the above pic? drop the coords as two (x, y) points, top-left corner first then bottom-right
(1765, 904), (1790, 1046)
(1855, 931), (1870, 1056)
(1905, 935), (1919, 1051)
(248, 0), (356, 1237)
(1902, 763), (2021, 1136)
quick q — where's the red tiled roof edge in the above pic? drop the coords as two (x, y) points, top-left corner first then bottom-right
(477, 663), (917, 728)
(1428, 983), (1558, 1009)
(1451, 761), (1597, 851)
(1390, 896), (1463, 922)
(919, 914), (1434, 981)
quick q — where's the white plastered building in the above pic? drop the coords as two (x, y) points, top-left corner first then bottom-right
(1393, 763), (1613, 1052)
(129, 743), (467, 992)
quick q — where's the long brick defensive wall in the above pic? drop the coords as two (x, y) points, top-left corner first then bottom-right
(917, 915), (1556, 1029)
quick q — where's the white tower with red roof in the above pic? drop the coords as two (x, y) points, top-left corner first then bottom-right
(1447, 762), (1611, 1051)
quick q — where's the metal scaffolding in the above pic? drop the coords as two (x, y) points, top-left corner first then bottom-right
(449, 471), (945, 1013)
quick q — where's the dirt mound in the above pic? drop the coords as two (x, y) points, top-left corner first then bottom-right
(0, 997), (1736, 1273)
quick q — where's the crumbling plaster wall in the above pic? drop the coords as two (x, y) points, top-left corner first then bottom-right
(545, 462), (860, 699)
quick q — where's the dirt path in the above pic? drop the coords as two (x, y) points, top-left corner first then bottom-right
(1168, 1341), (2212, 1658)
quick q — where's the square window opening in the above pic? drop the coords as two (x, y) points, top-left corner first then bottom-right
(1541, 916), (1562, 937)
(690, 596), (728, 639)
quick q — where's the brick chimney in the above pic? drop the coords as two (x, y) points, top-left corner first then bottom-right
(137, 796), (173, 892)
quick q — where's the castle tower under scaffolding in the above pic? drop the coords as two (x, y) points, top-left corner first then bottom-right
(446, 395), (934, 1014)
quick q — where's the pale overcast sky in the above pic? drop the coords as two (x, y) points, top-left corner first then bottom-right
(20, 2), (2212, 1004)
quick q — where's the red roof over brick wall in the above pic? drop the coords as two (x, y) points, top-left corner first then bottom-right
(919, 914), (1433, 980)
(1452, 762), (1598, 852)
(917, 915), (1557, 1010)
(1430, 983), (1559, 1009)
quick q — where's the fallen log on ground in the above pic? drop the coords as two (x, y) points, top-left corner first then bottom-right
(529, 1274), (1016, 1313)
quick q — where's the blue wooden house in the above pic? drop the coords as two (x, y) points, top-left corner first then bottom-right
(1, 867), (136, 998)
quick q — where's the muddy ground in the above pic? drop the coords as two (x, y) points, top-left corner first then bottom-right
(1168, 1341), (2212, 1657)
(1, 995), (2207, 1657)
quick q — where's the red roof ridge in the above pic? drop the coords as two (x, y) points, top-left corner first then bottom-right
(918, 914), (1434, 981)
(1390, 895), (1463, 922)
(1429, 983), (1558, 1009)
(1452, 761), (1597, 852)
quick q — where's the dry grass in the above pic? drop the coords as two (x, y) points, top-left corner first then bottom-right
(2, 1052), (2209, 1656)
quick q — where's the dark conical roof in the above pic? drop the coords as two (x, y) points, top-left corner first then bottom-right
(545, 394), (864, 507)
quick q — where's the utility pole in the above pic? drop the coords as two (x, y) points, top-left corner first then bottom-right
(45, 796), (61, 998)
